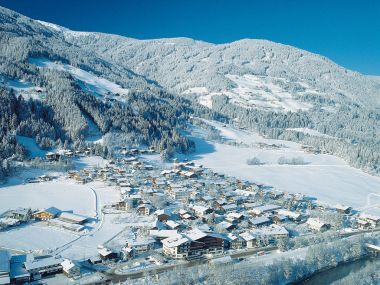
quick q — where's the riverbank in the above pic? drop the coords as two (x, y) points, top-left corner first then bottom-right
(295, 253), (379, 285)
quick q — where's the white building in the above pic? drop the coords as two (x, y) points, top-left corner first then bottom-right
(61, 259), (80, 278)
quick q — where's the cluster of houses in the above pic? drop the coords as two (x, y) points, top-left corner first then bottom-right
(63, 150), (380, 265)
(0, 250), (80, 285)
(2, 147), (380, 284)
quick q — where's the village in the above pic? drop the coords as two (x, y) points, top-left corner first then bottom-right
(1, 147), (380, 285)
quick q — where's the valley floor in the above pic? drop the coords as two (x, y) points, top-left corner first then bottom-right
(181, 120), (380, 216)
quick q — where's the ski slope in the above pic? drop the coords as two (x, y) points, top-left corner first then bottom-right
(29, 58), (129, 100)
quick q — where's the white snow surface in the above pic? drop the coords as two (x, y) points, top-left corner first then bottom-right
(0, 76), (45, 100)
(16, 135), (47, 158)
(222, 74), (313, 112)
(29, 58), (129, 99)
(182, 120), (380, 215)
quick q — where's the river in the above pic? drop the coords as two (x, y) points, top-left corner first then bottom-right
(301, 255), (380, 284)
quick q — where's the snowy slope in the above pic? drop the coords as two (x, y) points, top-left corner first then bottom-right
(0, 76), (45, 100)
(61, 33), (380, 112)
(29, 58), (129, 101)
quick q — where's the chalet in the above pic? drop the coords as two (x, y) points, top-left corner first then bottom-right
(356, 219), (371, 230)
(126, 239), (156, 253)
(271, 214), (288, 224)
(5, 208), (32, 222)
(67, 170), (78, 178)
(200, 195), (214, 204)
(150, 230), (178, 240)
(276, 209), (303, 222)
(269, 190), (284, 200)
(250, 204), (281, 216)
(162, 229), (224, 259)
(226, 234), (246, 249)
(38, 175), (52, 182)
(137, 204), (154, 216)
(252, 225), (289, 242)
(186, 229), (225, 258)
(45, 152), (60, 161)
(115, 200), (133, 211)
(239, 232), (256, 248)
(169, 188), (190, 201)
(165, 220), (181, 230)
(23, 256), (63, 277)
(191, 205), (213, 218)
(33, 207), (61, 221)
(335, 204), (352, 214)
(213, 199), (228, 209)
(58, 212), (88, 224)
(249, 216), (271, 228)
(358, 213), (380, 226)
(155, 209), (171, 222)
(121, 247), (135, 260)
(306, 218), (331, 232)
(221, 203), (238, 213)
(162, 235), (190, 259)
(61, 259), (80, 278)
(180, 171), (197, 179)
(216, 221), (235, 232)
(98, 247), (119, 261)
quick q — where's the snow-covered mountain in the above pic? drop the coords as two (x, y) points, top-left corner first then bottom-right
(1, 6), (380, 176)
(59, 29), (380, 113)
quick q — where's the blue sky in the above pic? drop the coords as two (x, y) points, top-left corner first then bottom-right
(1, 0), (379, 75)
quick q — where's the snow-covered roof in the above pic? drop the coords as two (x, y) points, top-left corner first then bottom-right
(251, 204), (281, 214)
(35, 206), (61, 216)
(306, 218), (328, 229)
(277, 209), (301, 219)
(252, 224), (289, 237)
(58, 212), (87, 223)
(249, 216), (271, 226)
(359, 213), (380, 222)
(192, 205), (210, 213)
(61, 259), (76, 271)
(162, 235), (189, 248)
(226, 212), (244, 219)
(150, 230), (178, 238)
(239, 231), (255, 241)
(24, 256), (63, 271)
(97, 247), (113, 257)
(165, 220), (180, 229)
(186, 228), (207, 241)
(217, 221), (234, 229)
(222, 204), (237, 210)
(335, 204), (352, 211)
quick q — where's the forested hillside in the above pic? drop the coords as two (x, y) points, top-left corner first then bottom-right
(0, 5), (379, 179)
(0, 6), (220, 179)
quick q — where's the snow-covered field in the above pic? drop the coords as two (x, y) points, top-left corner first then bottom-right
(29, 57), (129, 100)
(0, 179), (96, 216)
(187, 74), (317, 112)
(0, 223), (78, 253)
(0, 155), (131, 258)
(183, 120), (380, 215)
(224, 74), (313, 112)
(0, 76), (45, 100)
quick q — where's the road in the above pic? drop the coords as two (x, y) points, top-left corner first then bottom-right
(94, 246), (278, 284)
(87, 227), (380, 284)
